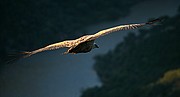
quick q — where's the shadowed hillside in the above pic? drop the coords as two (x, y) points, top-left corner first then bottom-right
(0, 0), (145, 66)
(81, 8), (180, 97)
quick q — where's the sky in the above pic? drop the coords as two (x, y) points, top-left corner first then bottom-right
(1, 0), (180, 97)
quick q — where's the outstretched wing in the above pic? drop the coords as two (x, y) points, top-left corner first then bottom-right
(88, 18), (162, 40)
(19, 35), (93, 58)
(23, 40), (74, 57)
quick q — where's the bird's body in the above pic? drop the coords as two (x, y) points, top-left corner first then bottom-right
(21, 18), (162, 58)
(67, 39), (95, 54)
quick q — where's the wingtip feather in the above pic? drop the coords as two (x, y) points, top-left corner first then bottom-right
(146, 17), (164, 25)
(6, 51), (32, 64)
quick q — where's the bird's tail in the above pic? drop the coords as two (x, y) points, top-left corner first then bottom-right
(146, 17), (164, 25)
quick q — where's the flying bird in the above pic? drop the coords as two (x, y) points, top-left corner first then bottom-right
(21, 18), (162, 58)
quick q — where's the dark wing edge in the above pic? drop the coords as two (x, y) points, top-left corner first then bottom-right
(146, 17), (164, 25)
(88, 18), (162, 40)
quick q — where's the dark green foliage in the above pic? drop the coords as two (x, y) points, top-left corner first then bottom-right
(81, 10), (180, 97)
(0, 0), (145, 66)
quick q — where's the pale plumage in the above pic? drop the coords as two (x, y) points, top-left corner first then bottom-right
(23, 18), (162, 57)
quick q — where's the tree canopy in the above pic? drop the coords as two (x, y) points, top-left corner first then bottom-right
(81, 8), (180, 97)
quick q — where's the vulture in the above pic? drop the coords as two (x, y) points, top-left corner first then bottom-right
(22, 18), (162, 57)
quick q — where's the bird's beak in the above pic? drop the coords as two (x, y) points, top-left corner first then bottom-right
(95, 44), (99, 48)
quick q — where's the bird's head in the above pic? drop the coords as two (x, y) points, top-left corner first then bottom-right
(93, 43), (99, 49)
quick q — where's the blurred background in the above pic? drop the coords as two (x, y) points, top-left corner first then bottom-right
(0, 0), (180, 97)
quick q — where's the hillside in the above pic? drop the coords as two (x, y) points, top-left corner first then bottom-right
(81, 8), (180, 97)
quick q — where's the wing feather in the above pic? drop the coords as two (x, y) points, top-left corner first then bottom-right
(88, 18), (162, 40)
(90, 23), (145, 40)
(23, 40), (74, 57)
